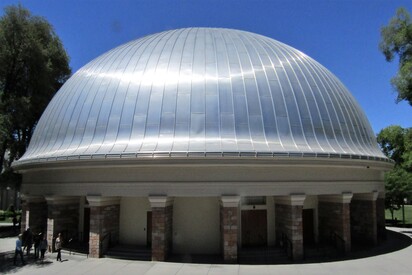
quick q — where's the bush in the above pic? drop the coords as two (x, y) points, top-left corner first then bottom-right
(0, 209), (21, 221)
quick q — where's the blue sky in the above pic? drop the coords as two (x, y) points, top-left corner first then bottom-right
(1, 0), (411, 133)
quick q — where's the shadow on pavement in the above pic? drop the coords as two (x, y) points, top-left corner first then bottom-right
(1, 228), (412, 270)
(0, 251), (54, 274)
(346, 229), (412, 260)
(0, 225), (19, 238)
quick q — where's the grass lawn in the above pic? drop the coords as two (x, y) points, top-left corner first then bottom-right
(385, 204), (412, 225)
(0, 217), (13, 224)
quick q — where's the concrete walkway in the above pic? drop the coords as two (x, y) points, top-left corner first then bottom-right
(1, 227), (411, 275)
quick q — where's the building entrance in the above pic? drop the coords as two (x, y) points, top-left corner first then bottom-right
(241, 210), (267, 247)
(146, 211), (152, 248)
(302, 209), (315, 245)
(83, 208), (90, 243)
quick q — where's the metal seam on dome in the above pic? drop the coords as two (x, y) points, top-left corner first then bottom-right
(326, 72), (369, 156)
(304, 55), (356, 155)
(63, 40), (133, 157)
(132, 30), (174, 153)
(239, 31), (274, 152)
(155, 29), (185, 153)
(267, 40), (302, 151)
(326, 66), (366, 155)
(172, 28), (193, 152)
(259, 38), (297, 151)
(253, 36), (285, 152)
(33, 45), (117, 159)
(228, 29), (254, 152)
(245, 34), (283, 152)
(274, 41), (325, 153)
(83, 39), (138, 156)
(277, 42), (336, 154)
(104, 32), (161, 155)
(144, 29), (182, 153)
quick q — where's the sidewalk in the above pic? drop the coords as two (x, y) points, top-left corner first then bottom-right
(0, 227), (411, 275)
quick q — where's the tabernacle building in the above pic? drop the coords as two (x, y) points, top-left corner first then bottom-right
(12, 28), (392, 263)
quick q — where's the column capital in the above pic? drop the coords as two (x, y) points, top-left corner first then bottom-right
(21, 195), (45, 203)
(319, 192), (353, 204)
(148, 196), (173, 208)
(86, 196), (120, 207)
(353, 191), (379, 201)
(45, 196), (79, 205)
(276, 193), (306, 206)
(220, 196), (241, 207)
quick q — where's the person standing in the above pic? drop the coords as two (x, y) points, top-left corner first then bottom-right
(34, 233), (41, 259)
(13, 234), (25, 266)
(25, 228), (33, 256)
(40, 234), (48, 261)
(55, 233), (62, 262)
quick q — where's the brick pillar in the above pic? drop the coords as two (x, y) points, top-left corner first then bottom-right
(220, 196), (240, 263)
(149, 196), (173, 261)
(20, 195), (29, 233)
(350, 192), (378, 245)
(275, 194), (306, 261)
(45, 197), (80, 252)
(376, 192), (386, 241)
(318, 193), (353, 253)
(87, 196), (120, 258)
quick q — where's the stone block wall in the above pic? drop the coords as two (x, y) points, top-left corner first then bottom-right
(220, 205), (238, 263)
(47, 202), (79, 252)
(151, 205), (173, 261)
(89, 204), (120, 258)
(275, 203), (303, 260)
(376, 198), (386, 241)
(28, 201), (47, 235)
(318, 201), (351, 252)
(20, 199), (28, 233)
(350, 199), (377, 245)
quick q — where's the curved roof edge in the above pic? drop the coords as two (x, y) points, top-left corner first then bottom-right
(12, 150), (391, 170)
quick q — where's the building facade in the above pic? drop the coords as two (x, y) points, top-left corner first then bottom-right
(13, 28), (392, 263)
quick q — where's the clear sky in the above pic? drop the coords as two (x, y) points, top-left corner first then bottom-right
(1, 0), (411, 133)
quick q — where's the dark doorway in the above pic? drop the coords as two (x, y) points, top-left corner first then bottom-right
(146, 211), (152, 248)
(303, 209), (315, 245)
(241, 210), (267, 247)
(83, 207), (90, 243)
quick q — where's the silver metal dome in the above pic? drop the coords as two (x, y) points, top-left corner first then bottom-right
(14, 28), (387, 165)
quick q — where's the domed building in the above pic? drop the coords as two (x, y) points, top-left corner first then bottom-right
(13, 28), (391, 263)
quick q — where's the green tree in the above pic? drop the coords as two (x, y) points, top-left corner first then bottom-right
(377, 125), (412, 217)
(379, 7), (412, 106)
(0, 5), (71, 182)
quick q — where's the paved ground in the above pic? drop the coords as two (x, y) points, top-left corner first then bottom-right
(0, 227), (412, 275)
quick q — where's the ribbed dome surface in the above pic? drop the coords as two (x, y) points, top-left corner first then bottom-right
(15, 28), (386, 164)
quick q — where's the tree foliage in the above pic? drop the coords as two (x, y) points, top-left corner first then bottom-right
(377, 125), (412, 212)
(379, 7), (412, 106)
(0, 5), (71, 181)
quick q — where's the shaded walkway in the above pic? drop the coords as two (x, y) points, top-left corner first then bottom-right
(0, 227), (411, 274)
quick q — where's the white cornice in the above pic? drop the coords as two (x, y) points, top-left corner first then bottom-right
(275, 194), (306, 206)
(45, 196), (79, 205)
(86, 196), (120, 207)
(221, 196), (241, 207)
(353, 191), (379, 201)
(319, 192), (353, 204)
(148, 196), (174, 208)
(20, 195), (45, 203)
